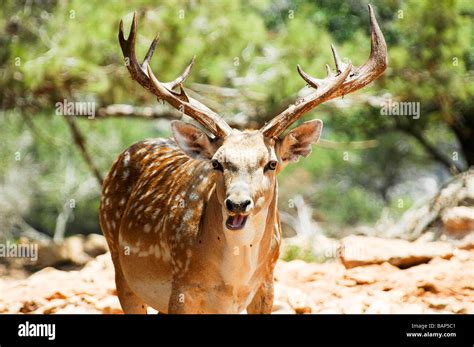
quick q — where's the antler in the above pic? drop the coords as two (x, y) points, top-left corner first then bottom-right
(260, 4), (388, 138)
(118, 12), (232, 137)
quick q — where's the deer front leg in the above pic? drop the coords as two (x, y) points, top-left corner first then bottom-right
(246, 278), (274, 314)
(248, 224), (280, 314)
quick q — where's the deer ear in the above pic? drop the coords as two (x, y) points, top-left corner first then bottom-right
(171, 121), (218, 160)
(277, 119), (323, 163)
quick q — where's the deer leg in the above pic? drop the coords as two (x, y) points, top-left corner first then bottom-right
(112, 255), (148, 314)
(248, 223), (280, 314)
(246, 278), (274, 314)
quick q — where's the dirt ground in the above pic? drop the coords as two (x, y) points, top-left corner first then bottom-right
(1, 244), (472, 314)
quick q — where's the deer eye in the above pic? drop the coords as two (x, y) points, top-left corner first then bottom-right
(211, 159), (223, 171)
(265, 160), (278, 171)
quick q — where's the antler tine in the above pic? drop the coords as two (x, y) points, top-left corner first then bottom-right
(333, 4), (388, 97)
(325, 64), (333, 77)
(261, 63), (353, 137)
(261, 4), (387, 138)
(119, 12), (153, 92)
(330, 44), (345, 74)
(142, 33), (160, 72)
(118, 12), (232, 137)
(162, 56), (196, 91)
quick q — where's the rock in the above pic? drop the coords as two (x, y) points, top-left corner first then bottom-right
(19, 300), (41, 313)
(45, 291), (67, 301)
(393, 303), (425, 314)
(0, 254), (117, 314)
(439, 206), (474, 249)
(449, 302), (467, 314)
(338, 235), (454, 269)
(83, 234), (109, 257)
(271, 300), (295, 314)
(274, 284), (314, 314)
(442, 206), (474, 235)
(97, 296), (122, 314)
(425, 297), (449, 309)
(344, 271), (376, 285)
(416, 231), (436, 243)
(336, 278), (357, 287)
(453, 233), (474, 250)
(317, 306), (344, 314)
(1, 242), (473, 314)
(31, 235), (104, 270)
(384, 170), (474, 240)
(34, 241), (65, 269)
(365, 301), (393, 314)
(62, 235), (90, 265)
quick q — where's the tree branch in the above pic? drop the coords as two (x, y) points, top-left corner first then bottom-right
(398, 124), (464, 173)
(95, 104), (182, 120)
(317, 139), (378, 150)
(79, 104), (251, 129)
(63, 116), (103, 186)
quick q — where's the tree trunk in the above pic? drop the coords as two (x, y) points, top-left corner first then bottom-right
(452, 110), (474, 168)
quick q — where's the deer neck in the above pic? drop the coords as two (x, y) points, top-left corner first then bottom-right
(201, 183), (278, 286)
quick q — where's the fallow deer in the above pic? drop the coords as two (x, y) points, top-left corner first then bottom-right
(99, 5), (387, 314)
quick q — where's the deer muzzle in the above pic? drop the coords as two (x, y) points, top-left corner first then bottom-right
(224, 197), (253, 230)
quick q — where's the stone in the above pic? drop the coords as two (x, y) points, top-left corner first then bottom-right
(83, 234), (109, 257)
(442, 206), (474, 235)
(1, 241), (473, 314)
(338, 235), (454, 269)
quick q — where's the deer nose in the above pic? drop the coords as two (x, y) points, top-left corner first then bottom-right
(225, 198), (253, 213)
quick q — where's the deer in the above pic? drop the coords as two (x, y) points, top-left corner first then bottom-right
(99, 4), (387, 314)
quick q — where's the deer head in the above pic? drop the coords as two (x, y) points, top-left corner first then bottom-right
(118, 4), (387, 233)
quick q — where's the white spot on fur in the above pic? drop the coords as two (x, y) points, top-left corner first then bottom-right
(123, 151), (130, 167)
(183, 210), (193, 222)
(123, 169), (129, 180)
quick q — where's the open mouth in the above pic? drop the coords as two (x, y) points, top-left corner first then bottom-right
(225, 214), (248, 230)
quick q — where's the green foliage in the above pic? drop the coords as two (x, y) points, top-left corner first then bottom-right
(281, 244), (318, 263)
(0, 109), (166, 235)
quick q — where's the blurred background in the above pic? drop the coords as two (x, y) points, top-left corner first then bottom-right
(0, 0), (473, 254)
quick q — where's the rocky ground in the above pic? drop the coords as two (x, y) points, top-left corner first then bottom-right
(0, 235), (472, 314)
(274, 248), (474, 314)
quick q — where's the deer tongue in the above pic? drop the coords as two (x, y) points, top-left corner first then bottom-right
(226, 214), (248, 230)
